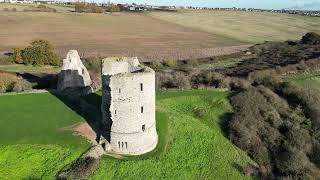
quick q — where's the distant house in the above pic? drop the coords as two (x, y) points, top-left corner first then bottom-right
(4, 0), (33, 3)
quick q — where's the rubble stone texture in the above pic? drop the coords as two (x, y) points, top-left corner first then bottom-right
(57, 50), (92, 91)
(101, 57), (158, 155)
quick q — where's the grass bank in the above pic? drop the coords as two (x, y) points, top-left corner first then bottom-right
(90, 90), (254, 179)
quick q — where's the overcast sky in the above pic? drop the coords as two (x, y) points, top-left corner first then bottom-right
(106, 0), (320, 10)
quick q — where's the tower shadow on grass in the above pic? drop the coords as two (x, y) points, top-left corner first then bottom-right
(50, 90), (108, 142)
(49, 70), (111, 143)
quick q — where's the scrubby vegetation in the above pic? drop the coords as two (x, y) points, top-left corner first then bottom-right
(229, 85), (320, 178)
(75, 3), (104, 13)
(0, 72), (17, 92)
(224, 33), (320, 179)
(13, 39), (60, 66)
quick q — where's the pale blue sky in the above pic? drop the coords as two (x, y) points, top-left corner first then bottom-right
(106, 0), (320, 10)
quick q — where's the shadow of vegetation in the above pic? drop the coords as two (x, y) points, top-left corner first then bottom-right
(218, 112), (233, 138)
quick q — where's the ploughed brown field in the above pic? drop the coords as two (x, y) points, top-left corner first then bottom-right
(0, 11), (247, 61)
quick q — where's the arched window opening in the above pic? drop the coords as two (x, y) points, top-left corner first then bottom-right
(122, 142), (124, 149)
(125, 142), (128, 149)
(142, 124), (145, 132)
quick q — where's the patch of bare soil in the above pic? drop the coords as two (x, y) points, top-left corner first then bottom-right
(73, 122), (98, 145)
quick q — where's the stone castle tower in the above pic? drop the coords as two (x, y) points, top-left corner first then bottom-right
(101, 57), (158, 155)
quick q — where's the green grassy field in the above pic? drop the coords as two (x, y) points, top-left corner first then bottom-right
(148, 10), (320, 44)
(0, 90), (254, 179)
(0, 93), (90, 179)
(90, 90), (254, 179)
(286, 71), (320, 90)
(0, 64), (60, 74)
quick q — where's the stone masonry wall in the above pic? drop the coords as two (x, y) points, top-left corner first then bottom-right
(101, 57), (158, 155)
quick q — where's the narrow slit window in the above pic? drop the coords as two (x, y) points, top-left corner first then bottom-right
(125, 142), (128, 149)
(142, 124), (145, 132)
(122, 142), (124, 149)
(141, 106), (143, 113)
(119, 88), (121, 93)
(82, 68), (84, 74)
(140, 83), (143, 91)
(115, 110), (117, 114)
(118, 141), (120, 149)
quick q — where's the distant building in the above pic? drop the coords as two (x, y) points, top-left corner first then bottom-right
(4, 0), (33, 3)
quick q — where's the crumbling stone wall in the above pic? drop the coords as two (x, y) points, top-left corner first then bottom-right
(101, 57), (158, 155)
(57, 50), (92, 91)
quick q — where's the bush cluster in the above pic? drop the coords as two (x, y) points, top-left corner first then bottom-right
(109, 5), (120, 12)
(220, 32), (320, 77)
(0, 72), (17, 93)
(13, 39), (60, 66)
(75, 3), (104, 13)
(228, 85), (320, 178)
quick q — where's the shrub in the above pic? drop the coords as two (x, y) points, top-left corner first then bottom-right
(37, 4), (47, 9)
(156, 71), (190, 89)
(75, 3), (104, 13)
(22, 39), (60, 66)
(0, 72), (17, 93)
(110, 5), (120, 13)
(301, 32), (320, 45)
(3, 8), (9, 11)
(163, 59), (177, 68)
(248, 69), (281, 88)
(13, 48), (24, 64)
(11, 8), (17, 12)
(12, 79), (32, 92)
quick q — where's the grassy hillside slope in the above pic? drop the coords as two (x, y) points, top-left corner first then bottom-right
(0, 93), (90, 179)
(148, 10), (320, 43)
(90, 90), (254, 179)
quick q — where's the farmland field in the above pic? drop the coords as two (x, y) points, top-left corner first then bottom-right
(1, 8), (319, 61)
(0, 10), (246, 61)
(148, 10), (320, 44)
(90, 90), (254, 179)
(0, 93), (90, 179)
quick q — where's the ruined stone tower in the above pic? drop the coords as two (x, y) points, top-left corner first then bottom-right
(101, 57), (158, 155)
